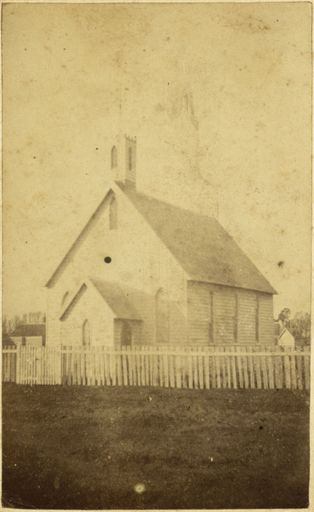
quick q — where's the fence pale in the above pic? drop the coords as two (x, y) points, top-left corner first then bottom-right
(2, 345), (310, 391)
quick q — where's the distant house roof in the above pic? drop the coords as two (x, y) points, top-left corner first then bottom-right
(11, 324), (46, 338)
(59, 279), (142, 321)
(117, 182), (276, 294)
(46, 181), (276, 295)
(278, 326), (295, 341)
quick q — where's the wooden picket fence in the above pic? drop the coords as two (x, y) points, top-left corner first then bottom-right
(2, 344), (311, 390)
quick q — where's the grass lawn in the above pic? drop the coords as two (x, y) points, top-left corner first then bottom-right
(2, 384), (309, 509)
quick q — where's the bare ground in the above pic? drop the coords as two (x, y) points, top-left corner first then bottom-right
(2, 384), (309, 509)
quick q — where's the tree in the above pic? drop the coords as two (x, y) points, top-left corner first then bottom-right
(277, 307), (291, 323)
(2, 316), (8, 336)
(290, 312), (311, 345)
(276, 308), (291, 330)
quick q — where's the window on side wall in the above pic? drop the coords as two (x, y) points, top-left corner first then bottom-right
(109, 196), (118, 230)
(208, 291), (214, 344)
(128, 147), (133, 171)
(82, 319), (91, 347)
(155, 288), (170, 344)
(233, 293), (239, 343)
(255, 295), (260, 342)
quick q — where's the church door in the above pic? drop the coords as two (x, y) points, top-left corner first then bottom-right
(121, 321), (132, 346)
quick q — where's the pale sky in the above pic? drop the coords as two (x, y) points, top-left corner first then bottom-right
(3, 3), (312, 319)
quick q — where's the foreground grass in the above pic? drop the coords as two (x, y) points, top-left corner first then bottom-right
(2, 384), (309, 509)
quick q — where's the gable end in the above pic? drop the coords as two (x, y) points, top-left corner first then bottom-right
(46, 188), (114, 288)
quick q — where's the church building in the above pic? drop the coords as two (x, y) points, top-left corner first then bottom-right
(45, 134), (276, 348)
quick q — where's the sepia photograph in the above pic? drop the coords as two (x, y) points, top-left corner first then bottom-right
(2, 1), (312, 509)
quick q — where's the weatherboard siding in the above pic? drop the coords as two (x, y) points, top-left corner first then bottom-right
(214, 291), (237, 344)
(187, 282), (212, 345)
(257, 294), (275, 343)
(237, 293), (257, 343)
(187, 282), (274, 345)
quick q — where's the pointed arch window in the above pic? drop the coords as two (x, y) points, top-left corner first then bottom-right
(111, 146), (118, 169)
(82, 319), (91, 347)
(155, 288), (170, 344)
(109, 196), (118, 230)
(128, 147), (133, 171)
(209, 291), (214, 343)
(255, 295), (260, 342)
(233, 293), (239, 342)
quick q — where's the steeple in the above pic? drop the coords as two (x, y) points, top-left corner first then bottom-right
(109, 134), (137, 188)
(150, 81), (218, 218)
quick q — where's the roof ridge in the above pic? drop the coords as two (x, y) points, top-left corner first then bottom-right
(115, 181), (216, 221)
(117, 181), (276, 295)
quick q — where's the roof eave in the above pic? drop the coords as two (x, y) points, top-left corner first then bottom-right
(187, 277), (277, 295)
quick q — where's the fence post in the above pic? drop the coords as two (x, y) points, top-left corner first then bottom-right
(16, 345), (21, 384)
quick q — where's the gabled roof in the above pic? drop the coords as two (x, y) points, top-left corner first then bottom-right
(11, 324), (46, 337)
(46, 189), (114, 287)
(278, 327), (294, 341)
(116, 182), (276, 294)
(47, 180), (276, 295)
(59, 279), (141, 321)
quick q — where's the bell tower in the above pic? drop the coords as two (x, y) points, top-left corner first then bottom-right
(109, 135), (137, 188)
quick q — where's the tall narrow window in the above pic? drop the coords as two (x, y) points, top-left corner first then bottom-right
(128, 147), (133, 171)
(109, 196), (118, 230)
(111, 146), (118, 168)
(82, 319), (91, 347)
(156, 288), (170, 344)
(255, 295), (260, 341)
(209, 291), (214, 343)
(233, 293), (238, 342)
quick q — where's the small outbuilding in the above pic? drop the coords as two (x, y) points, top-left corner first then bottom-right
(10, 324), (46, 347)
(277, 328), (295, 350)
